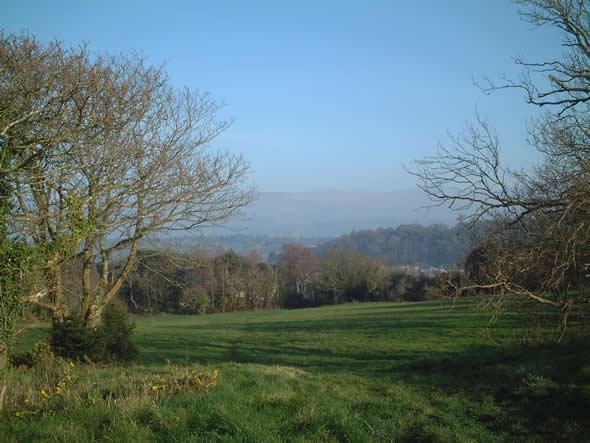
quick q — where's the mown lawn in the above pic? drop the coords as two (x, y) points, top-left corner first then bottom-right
(3, 298), (590, 442)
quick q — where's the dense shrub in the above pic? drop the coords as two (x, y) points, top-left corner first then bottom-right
(280, 288), (312, 309)
(94, 303), (138, 363)
(9, 351), (34, 368)
(49, 304), (138, 363)
(49, 316), (95, 361)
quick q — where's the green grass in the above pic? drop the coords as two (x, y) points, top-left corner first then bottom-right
(3, 298), (590, 441)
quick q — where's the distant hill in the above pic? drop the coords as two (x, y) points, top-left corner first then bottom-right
(161, 224), (470, 266)
(208, 234), (329, 262)
(157, 233), (331, 262)
(226, 190), (458, 237)
(314, 224), (470, 267)
(159, 189), (464, 263)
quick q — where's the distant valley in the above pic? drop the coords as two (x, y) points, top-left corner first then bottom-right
(163, 190), (466, 266)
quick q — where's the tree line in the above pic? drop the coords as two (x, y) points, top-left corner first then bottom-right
(314, 224), (469, 267)
(109, 244), (439, 315)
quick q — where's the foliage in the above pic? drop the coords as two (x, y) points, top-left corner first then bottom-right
(3, 353), (217, 428)
(318, 248), (382, 303)
(389, 270), (434, 302)
(313, 247), (438, 305)
(0, 229), (37, 368)
(315, 224), (469, 267)
(117, 246), (443, 314)
(180, 285), (211, 315)
(49, 304), (137, 363)
(120, 248), (279, 315)
(48, 317), (95, 362)
(94, 304), (138, 363)
(0, 149), (42, 368)
(8, 352), (34, 369)
(277, 243), (320, 307)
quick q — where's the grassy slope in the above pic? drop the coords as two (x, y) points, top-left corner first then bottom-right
(3, 299), (590, 442)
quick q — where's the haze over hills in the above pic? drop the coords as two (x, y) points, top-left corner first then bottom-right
(227, 189), (458, 237)
(314, 224), (469, 267)
(160, 189), (461, 263)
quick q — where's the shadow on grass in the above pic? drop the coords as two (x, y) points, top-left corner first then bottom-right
(398, 338), (590, 440)
(138, 320), (590, 440)
(134, 300), (579, 371)
(135, 305), (586, 388)
(13, 300), (590, 441)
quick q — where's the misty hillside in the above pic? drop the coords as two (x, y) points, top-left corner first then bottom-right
(228, 190), (457, 237)
(314, 224), (470, 267)
(164, 190), (463, 263)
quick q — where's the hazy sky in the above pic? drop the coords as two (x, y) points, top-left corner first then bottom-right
(2, 0), (562, 192)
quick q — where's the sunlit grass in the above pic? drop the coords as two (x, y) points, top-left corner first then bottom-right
(4, 298), (590, 441)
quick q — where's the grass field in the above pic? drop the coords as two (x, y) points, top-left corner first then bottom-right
(2, 298), (590, 442)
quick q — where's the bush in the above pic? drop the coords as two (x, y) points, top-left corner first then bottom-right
(94, 303), (138, 363)
(9, 351), (34, 368)
(49, 304), (138, 363)
(49, 316), (96, 361)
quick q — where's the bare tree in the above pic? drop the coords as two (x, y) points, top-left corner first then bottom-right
(278, 243), (319, 300)
(412, 0), (590, 341)
(319, 248), (381, 303)
(243, 251), (279, 311)
(2, 33), (254, 327)
(1, 34), (108, 322)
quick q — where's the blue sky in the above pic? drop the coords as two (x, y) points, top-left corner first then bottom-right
(2, 0), (562, 192)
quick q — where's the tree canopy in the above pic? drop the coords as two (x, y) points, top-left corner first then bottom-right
(0, 32), (254, 328)
(315, 224), (469, 267)
(412, 0), (590, 341)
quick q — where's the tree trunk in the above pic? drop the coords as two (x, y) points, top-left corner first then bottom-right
(83, 239), (139, 328)
(85, 304), (103, 328)
(0, 344), (7, 370)
(47, 263), (69, 324)
(0, 344), (7, 411)
(0, 382), (6, 412)
(80, 248), (93, 322)
(557, 299), (574, 343)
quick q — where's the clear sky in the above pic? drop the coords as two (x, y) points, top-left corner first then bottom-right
(2, 0), (562, 192)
